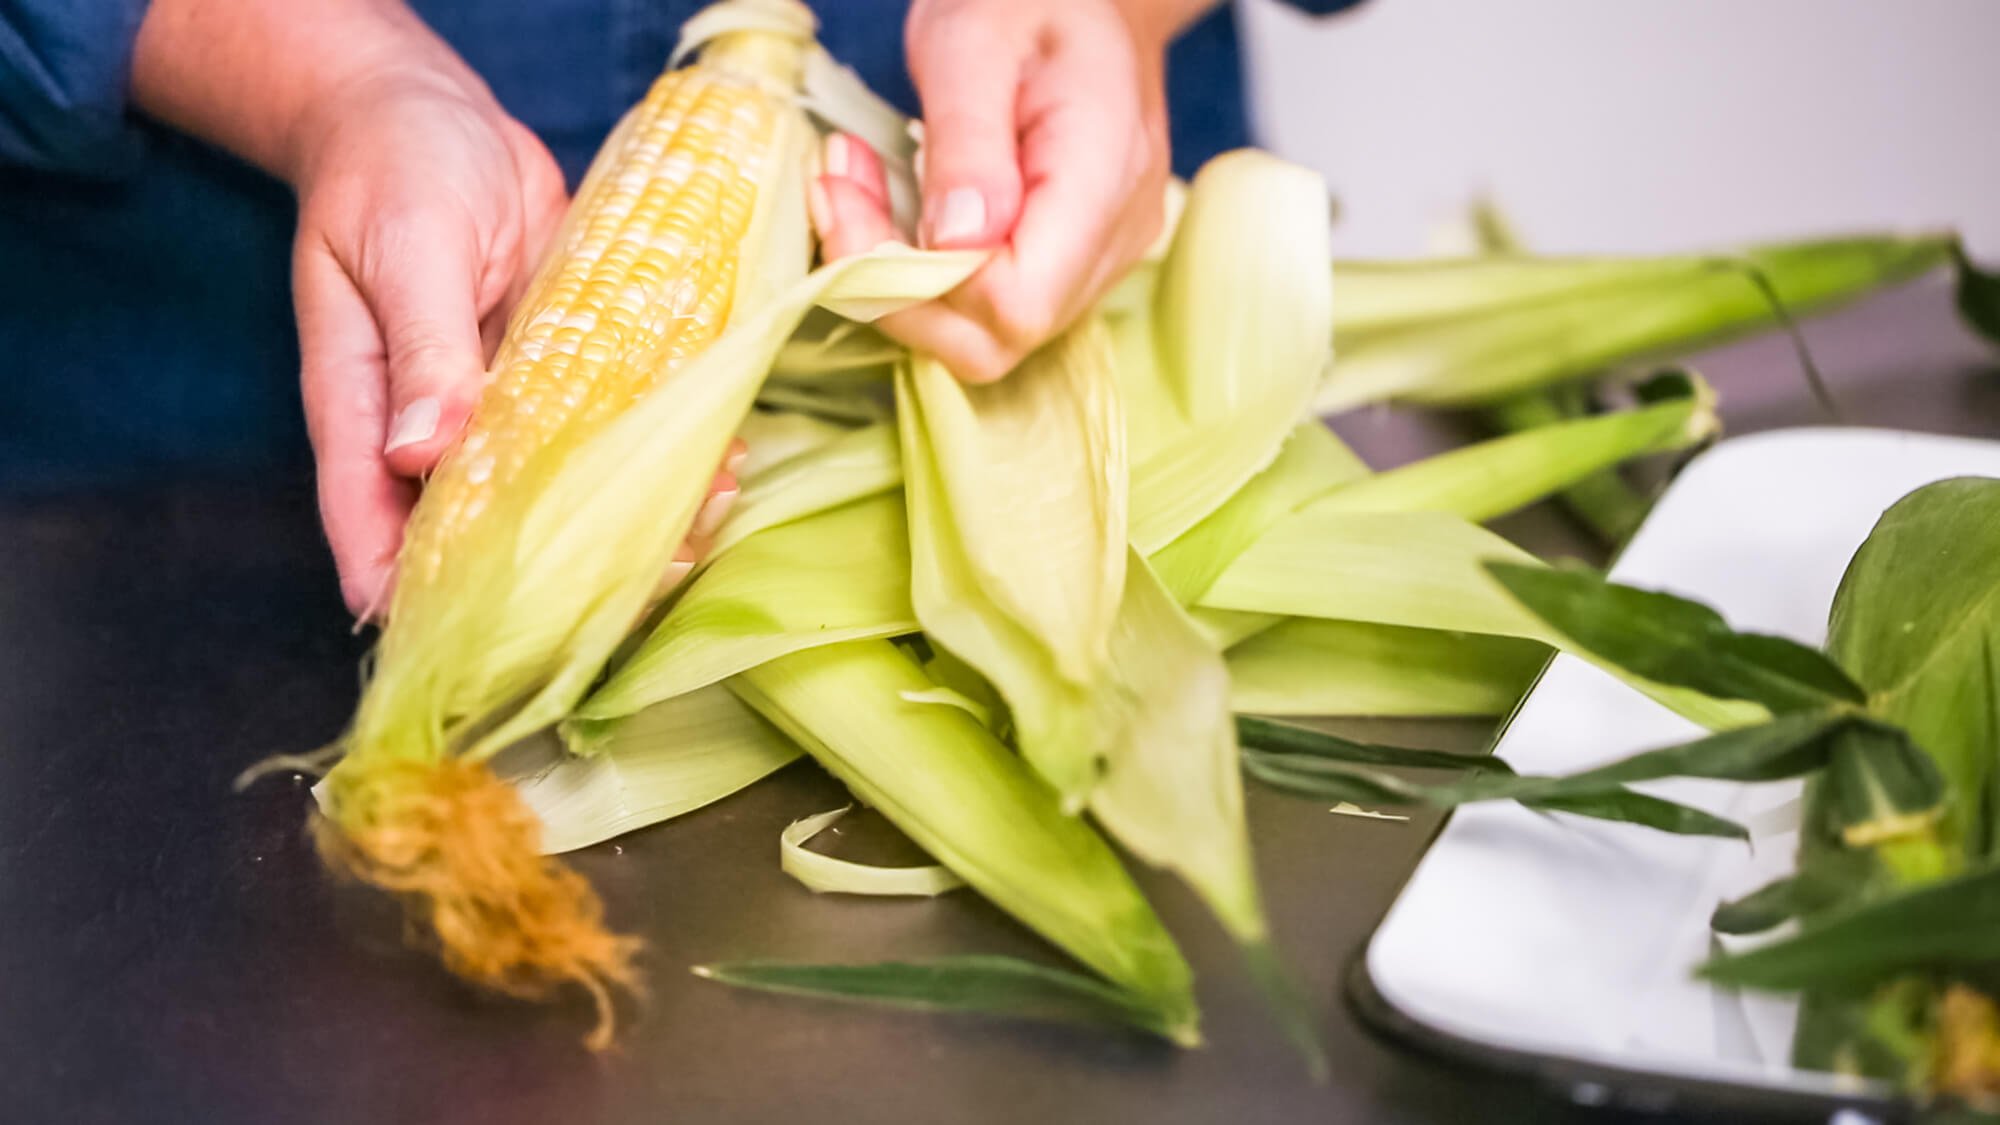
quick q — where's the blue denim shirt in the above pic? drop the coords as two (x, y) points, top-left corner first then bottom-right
(0, 0), (1357, 487)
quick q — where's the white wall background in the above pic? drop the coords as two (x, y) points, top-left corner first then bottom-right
(1241, 0), (2000, 259)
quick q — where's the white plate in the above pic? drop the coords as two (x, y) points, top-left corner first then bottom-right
(1363, 426), (2000, 1102)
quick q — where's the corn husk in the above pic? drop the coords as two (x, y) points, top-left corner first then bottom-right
(502, 685), (799, 854)
(1319, 236), (1955, 412)
(1203, 507), (1758, 731)
(897, 322), (1127, 804)
(728, 639), (1200, 1040)
(713, 421), (900, 554)
(779, 807), (966, 897)
(567, 493), (913, 743)
(1226, 618), (1547, 718)
(1148, 421), (1369, 605)
(1124, 152), (1335, 551)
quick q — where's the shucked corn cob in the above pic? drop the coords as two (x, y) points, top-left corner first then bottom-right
(410, 56), (787, 564)
(313, 0), (826, 1047)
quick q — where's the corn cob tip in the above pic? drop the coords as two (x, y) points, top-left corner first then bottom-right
(312, 757), (643, 1050)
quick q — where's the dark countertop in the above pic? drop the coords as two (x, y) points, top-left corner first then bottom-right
(3, 278), (1994, 1125)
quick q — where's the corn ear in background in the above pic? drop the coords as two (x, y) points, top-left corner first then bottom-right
(1318, 235), (1955, 412)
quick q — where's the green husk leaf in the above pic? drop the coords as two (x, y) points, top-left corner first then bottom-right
(728, 640), (1198, 1034)
(1239, 741), (1746, 840)
(1125, 150), (1336, 551)
(898, 324), (1125, 804)
(1305, 372), (1716, 525)
(503, 685), (800, 854)
(713, 421), (900, 554)
(1149, 422), (1370, 605)
(1226, 619), (1547, 718)
(778, 806), (965, 897)
(572, 493), (913, 728)
(693, 955), (1196, 1044)
(1710, 854), (1873, 936)
(733, 407), (859, 477)
(1485, 560), (1866, 714)
(1236, 715), (1517, 773)
(1088, 554), (1265, 941)
(1481, 374), (1678, 547)
(1701, 864), (2000, 991)
(1198, 508), (1759, 730)
(1433, 713), (1928, 807)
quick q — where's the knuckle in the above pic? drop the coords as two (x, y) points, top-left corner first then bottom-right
(986, 287), (1060, 352)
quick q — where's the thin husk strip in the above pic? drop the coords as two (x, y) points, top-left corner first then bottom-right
(779, 806), (966, 897)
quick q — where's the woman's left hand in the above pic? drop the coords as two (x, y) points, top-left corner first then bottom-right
(812, 0), (1212, 384)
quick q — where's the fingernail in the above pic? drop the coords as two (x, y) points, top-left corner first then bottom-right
(824, 133), (852, 180)
(657, 559), (694, 597)
(383, 397), (440, 454)
(929, 187), (987, 246)
(807, 177), (833, 236)
(692, 487), (738, 539)
(725, 444), (749, 476)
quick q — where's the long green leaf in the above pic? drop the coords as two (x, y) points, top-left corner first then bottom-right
(1486, 561), (1866, 714)
(1236, 715), (1517, 773)
(693, 955), (1195, 1044)
(1701, 864), (2000, 991)
(1433, 714), (1929, 808)
(1239, 742), (1747, 840)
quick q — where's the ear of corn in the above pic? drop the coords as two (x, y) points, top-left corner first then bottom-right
(1319, 236), (1956, 412)
(306, 0), (985, 1042)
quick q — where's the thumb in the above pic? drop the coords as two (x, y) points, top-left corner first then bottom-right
(909, 27), (1024, 250)
(361, 220), (489, 478)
